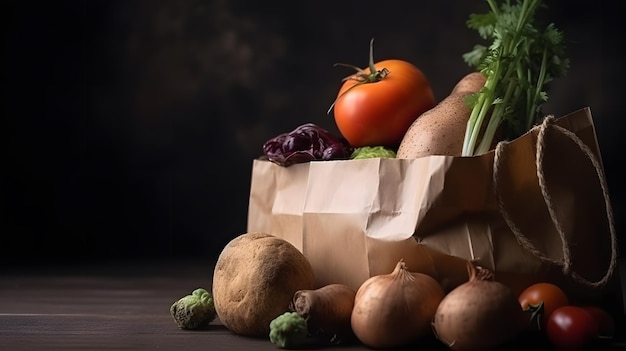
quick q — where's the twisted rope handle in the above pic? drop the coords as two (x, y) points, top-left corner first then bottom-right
(493, 116), (618, 288)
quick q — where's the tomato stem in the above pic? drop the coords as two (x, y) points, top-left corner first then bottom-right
(524, 302), (545, 330)
(327, 38), (390, 115)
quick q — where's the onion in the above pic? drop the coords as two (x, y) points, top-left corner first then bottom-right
(350, 259), (445, 349)
(432, 262), (528, 351)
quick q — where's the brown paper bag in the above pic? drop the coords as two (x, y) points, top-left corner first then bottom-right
(247, 107), (619, 303)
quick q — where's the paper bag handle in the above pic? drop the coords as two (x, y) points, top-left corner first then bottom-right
(493, 116), (618, 288)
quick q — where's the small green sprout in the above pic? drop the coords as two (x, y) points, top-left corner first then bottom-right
(170, 288), (217, 330)
(350, 146), (397, 159)
(269, 312), (308, 349)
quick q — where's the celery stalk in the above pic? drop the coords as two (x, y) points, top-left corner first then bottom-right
(461, 0), (569, 156)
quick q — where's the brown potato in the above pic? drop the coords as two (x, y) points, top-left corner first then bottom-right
(212, 232), (315, 337)
(396, 72), (486, 159)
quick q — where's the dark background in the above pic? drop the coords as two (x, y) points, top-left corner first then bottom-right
(2, 1), (623, 267)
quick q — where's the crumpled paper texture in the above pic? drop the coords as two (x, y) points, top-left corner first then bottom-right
(248, 107), (618, 301)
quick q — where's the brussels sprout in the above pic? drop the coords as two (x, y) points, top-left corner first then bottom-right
(269, 312), (308, 349)
(170, 288), (217, 330)
(350, 146), (396, 159)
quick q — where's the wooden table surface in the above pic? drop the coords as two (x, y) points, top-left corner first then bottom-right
(1, 259), (625, 351)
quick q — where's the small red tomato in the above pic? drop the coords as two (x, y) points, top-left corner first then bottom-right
(519, 282), (569, 330)
(582, 305), (615, 337)
(546, 305), (599, 350)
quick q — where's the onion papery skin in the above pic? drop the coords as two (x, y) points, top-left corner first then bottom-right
(432, 263), (528, 351)
(350, 260), (445, 349)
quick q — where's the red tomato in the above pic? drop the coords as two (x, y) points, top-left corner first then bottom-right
(332, 59), (435, 148)
(546, 305), (599, 350)
(582, 305), (615, 337)
(518, 282), (569, 330)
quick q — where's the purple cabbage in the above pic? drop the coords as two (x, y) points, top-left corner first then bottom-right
(262, 123), (353, 167)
